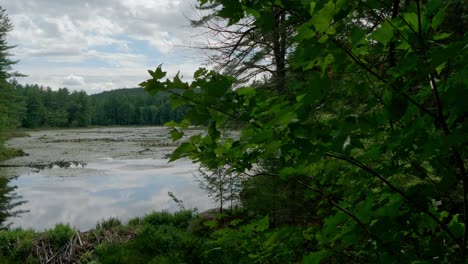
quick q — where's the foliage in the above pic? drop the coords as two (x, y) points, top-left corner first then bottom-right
(143, 210), (193, 229)
(0, 229), (37, 263)
(0, 7), (26, 158)
(0, 147), (24, 162)
(0, 175), (26, 230)
(90, 88), (187, 126)
(141, 0), (468, 262)
(6, 85), (188, 128)
(95, 210), (204, 264)
(46, 223), (75, 250)
(96, 217), (122, 230)
(205, 216), (307, 264)
(0, 211), (204, 264)
(196, 165), (243, 213)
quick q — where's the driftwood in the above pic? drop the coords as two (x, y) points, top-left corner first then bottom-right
(32, 229), (136, 264)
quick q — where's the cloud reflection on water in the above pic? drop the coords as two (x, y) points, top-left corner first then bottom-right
(7, 158), (214, 231)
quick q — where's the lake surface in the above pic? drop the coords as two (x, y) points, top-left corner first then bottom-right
(0, 127), (215, 231)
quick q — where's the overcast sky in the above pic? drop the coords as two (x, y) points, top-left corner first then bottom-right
(0, 0), (208, 94)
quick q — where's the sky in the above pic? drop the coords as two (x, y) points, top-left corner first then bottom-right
(0, 0), (209, 94)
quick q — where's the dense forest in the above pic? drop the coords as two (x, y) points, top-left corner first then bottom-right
(1, 0), (468, 263)
(8, 84), (186, 129)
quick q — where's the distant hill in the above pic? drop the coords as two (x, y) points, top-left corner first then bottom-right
(89, 88), (186, 126)
(91, 87), (149, 98)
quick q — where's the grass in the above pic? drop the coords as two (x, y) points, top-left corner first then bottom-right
(0, 147), (25, 162)
(0, 129), (29, 162)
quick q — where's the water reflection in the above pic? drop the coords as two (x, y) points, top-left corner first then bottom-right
(0, 173), (27, 229)
(5, 158), (214, 231)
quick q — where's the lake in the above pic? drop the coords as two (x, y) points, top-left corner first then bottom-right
(0, 127), (215, 231)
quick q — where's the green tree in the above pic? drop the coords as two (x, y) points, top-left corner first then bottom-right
(0, 7), (25, 155)
(0, 174), (26, 229)
(21, 86), (45, 128)
(68, 90), (90, 127)
(0, 6), (27, 229)
(196, 165), (243, 213)
(142, 0), (467, 262)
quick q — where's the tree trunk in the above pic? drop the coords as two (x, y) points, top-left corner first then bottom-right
(273, 9), (286, 94)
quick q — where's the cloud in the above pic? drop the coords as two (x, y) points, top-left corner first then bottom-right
(0, 0), (207, 94)
(15, 61), (201, 94)
(63, 74), (85, 86)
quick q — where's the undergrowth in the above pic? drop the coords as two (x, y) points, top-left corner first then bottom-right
(0, 209), (315, 263)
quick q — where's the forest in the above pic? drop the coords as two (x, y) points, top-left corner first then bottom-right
(1, 0), (467, 263)
(4, 84), (186, 129)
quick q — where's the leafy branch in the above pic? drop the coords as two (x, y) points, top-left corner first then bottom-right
(325, 151), (463, 250)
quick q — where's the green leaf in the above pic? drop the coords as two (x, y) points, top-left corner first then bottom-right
(403, 12), (419, 32)
(149, 65), (167, 80)
(257, 11), (275, 32)
(254, 216), (269, 232)
(273, 108), (297, 127)
(204, 220), (218, 228)
(218, 1), (244, 25)
(426, 0), (443, 14)
(309, 2), (316, 15)
(349, 27), (366, 48)
(170, 142), (195, 162)
(435, 62), (446, 75)
(302, 250), (329, 264)
(296, 24), (316, 41)
(431, 6), (447, 29)
(310, 1), (335, 32)
(433, 32), (451, 40)
(296, 93), (306, 102)
(370, 21), (393, 45)
(170, 129), (184, 141)
(164, 120), (178, 128)
(448, 215), (464, 238)
(237, 87), (256, 97)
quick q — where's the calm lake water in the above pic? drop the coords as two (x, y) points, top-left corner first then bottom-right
(0, 127), (215, 231)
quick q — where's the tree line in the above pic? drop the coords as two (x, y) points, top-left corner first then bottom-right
(7, 83), (187, 129)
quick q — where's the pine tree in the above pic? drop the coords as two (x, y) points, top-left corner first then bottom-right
(0, 6), (24, 133)
(0, 6), (26, 228)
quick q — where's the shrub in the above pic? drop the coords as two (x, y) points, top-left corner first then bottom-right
(143, 210), (193, 229)
(0, 229), (36, 263)
(96, 243), (147, 264)
(47, 224), (75, 250)
(96, 217), (122, 230)
(96, 223), (201, 264)
(135, 224), (192, 255)
(127, 217), (142, 227)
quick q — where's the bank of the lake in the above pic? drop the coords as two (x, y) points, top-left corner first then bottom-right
(0, 210), (218, 264)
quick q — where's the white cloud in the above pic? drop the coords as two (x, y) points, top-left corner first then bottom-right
(63, 74), (85, 86)
(0, 0), (208, 94)
(15, 61), (200, 94)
